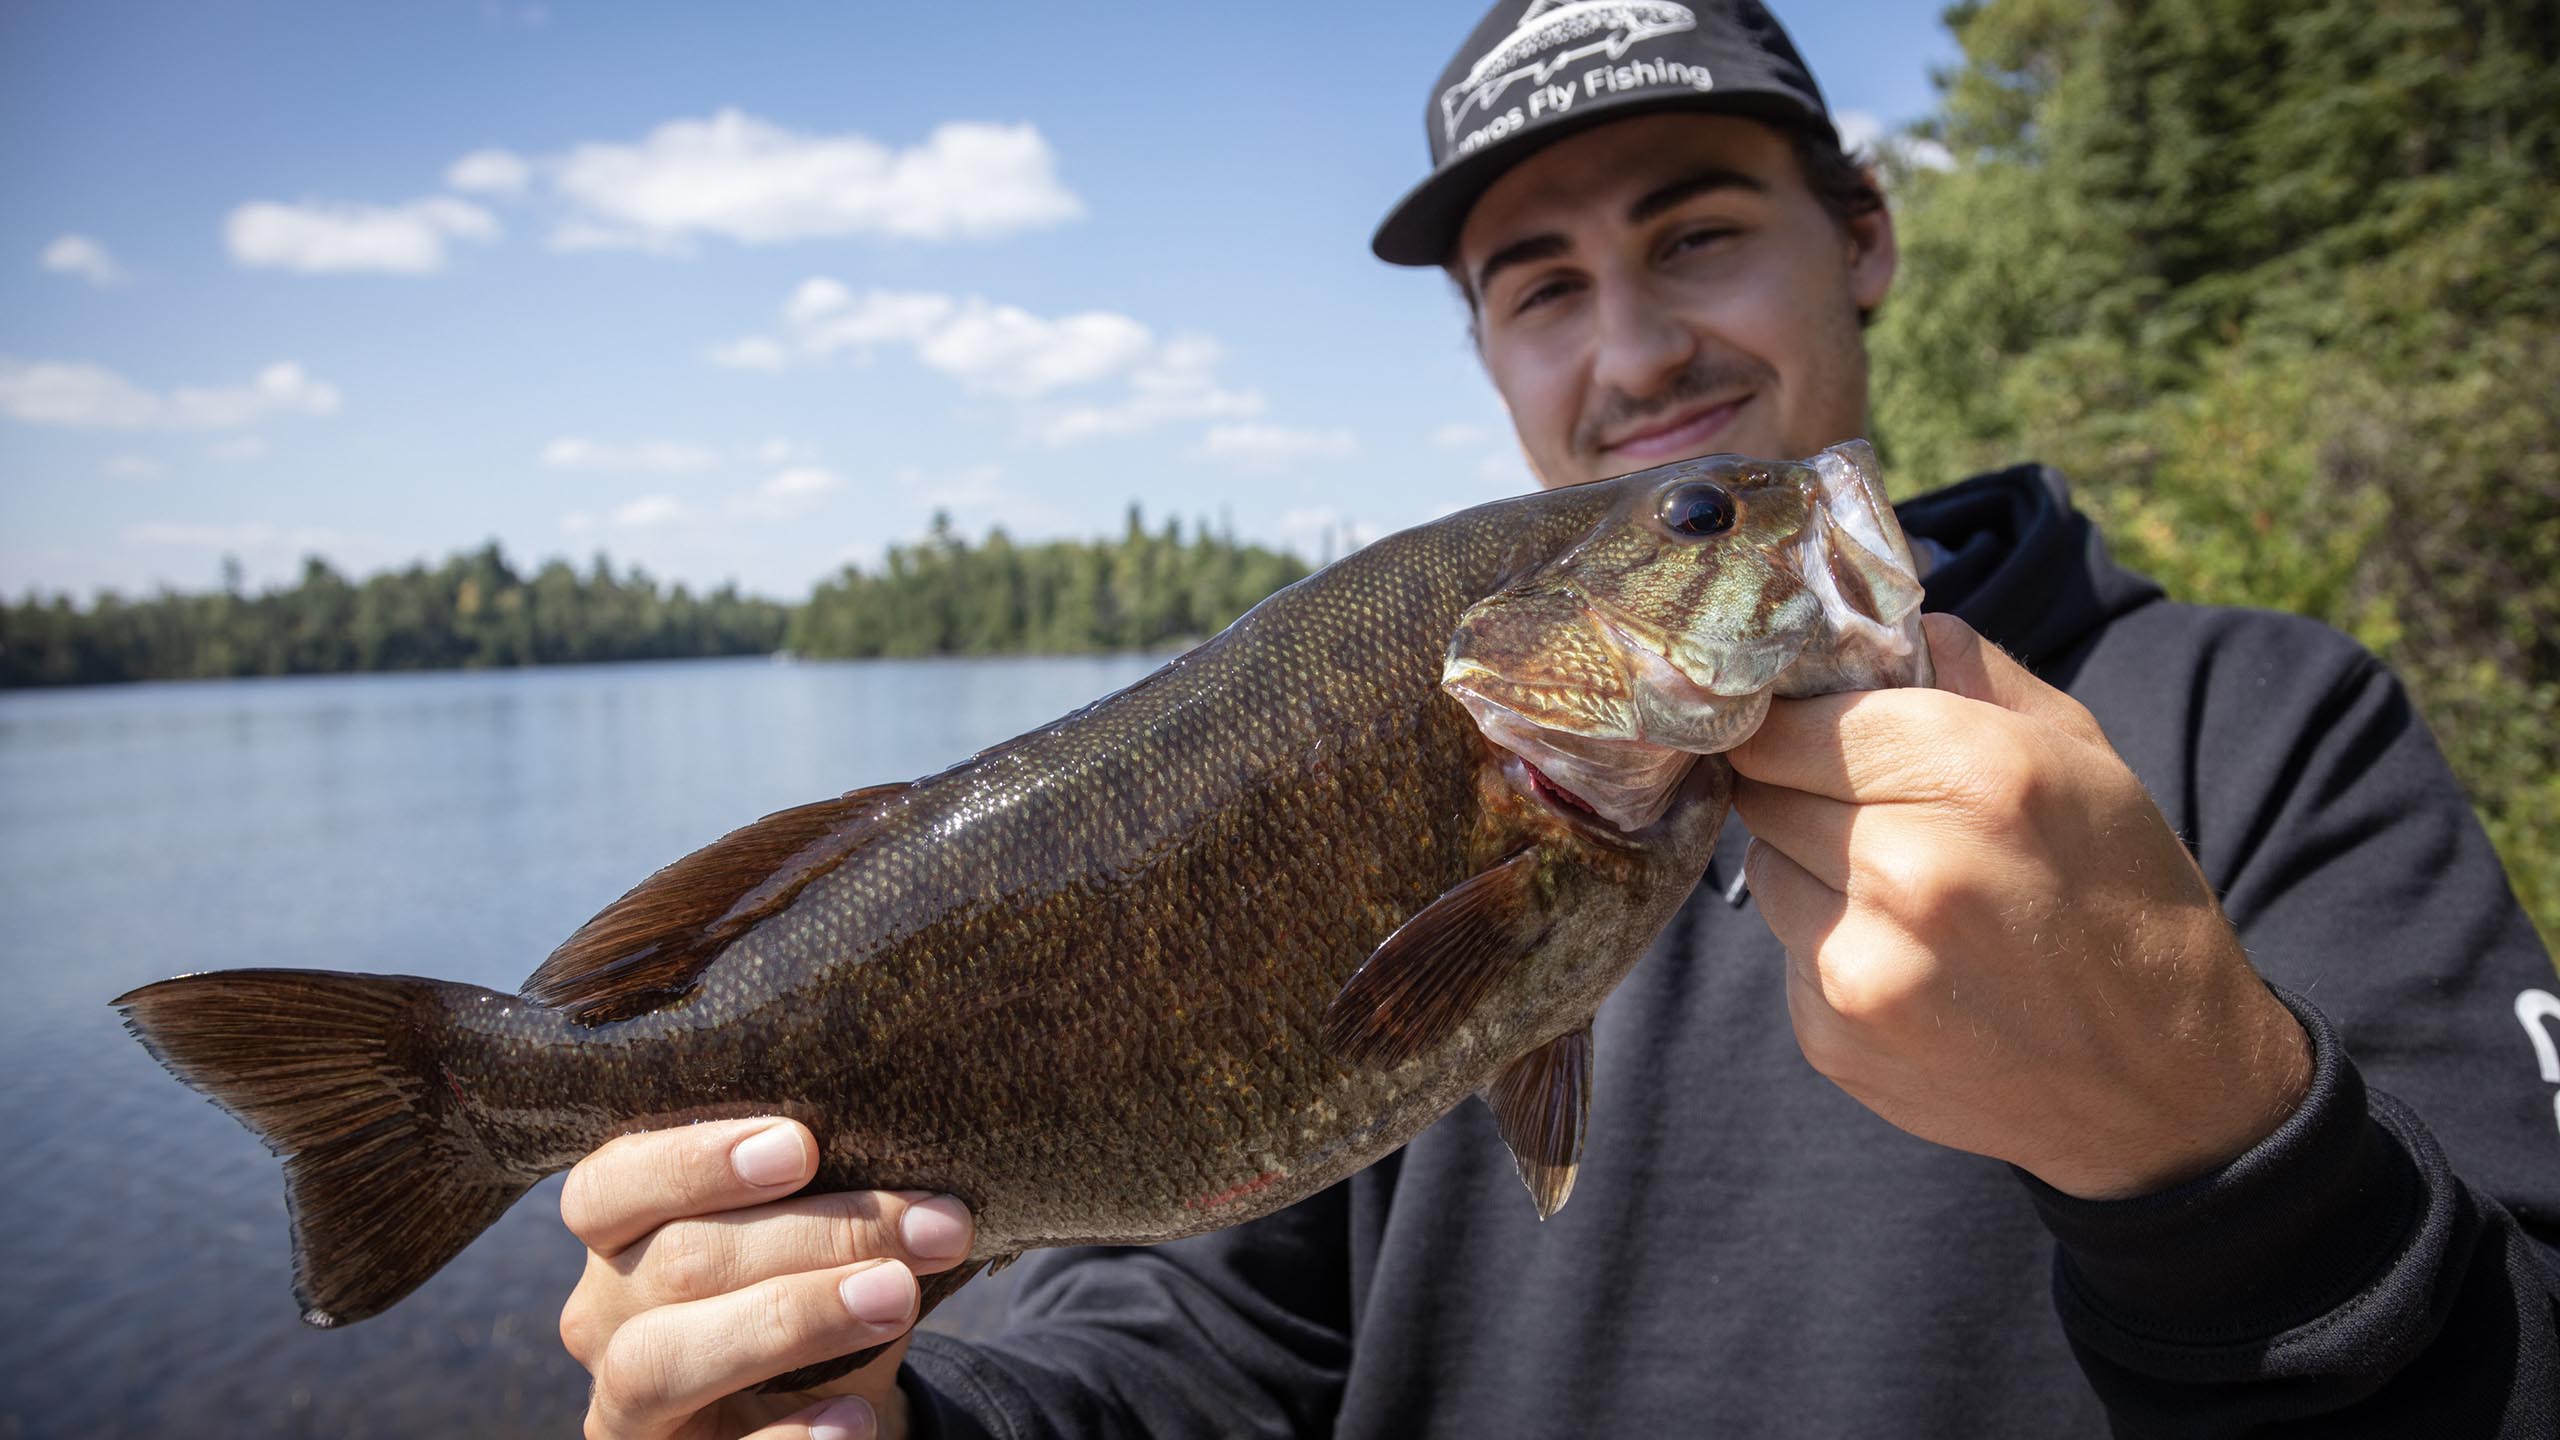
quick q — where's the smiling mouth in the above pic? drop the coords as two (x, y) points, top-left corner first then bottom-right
(1598, 396), (1748, 466)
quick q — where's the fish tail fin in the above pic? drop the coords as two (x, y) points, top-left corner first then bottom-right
(113, 968), (532, 1327)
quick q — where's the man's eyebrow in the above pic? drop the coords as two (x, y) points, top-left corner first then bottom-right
(1628, 166), (1766, 224)
(1472, 233), (1570, 301)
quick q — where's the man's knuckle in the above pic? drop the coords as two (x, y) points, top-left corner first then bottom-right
(749, 1275), (819, 1353)
(558, 1164), (602, 1244)
(645, 1221), (723, 1302)
(826, 1194), (897, 1264)
(558, 1295), (598, 1366)
(1860, 848), (1943, 920)
(597, 1320), (675, 1416)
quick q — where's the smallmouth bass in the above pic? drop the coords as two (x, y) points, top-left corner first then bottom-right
(116, 441), (1928, 1391)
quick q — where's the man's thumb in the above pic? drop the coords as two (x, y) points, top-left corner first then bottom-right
(1918, 613), (2107, 746)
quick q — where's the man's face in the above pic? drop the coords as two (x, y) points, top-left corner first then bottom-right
(1455, 113), (1896, 489)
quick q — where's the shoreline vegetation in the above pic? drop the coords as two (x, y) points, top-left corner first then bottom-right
(0, 506), (1310, 689)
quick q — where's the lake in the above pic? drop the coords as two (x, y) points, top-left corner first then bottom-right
(0, 653), (1169, 1439)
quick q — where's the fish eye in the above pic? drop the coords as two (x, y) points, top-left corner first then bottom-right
(1658, 483), (1738, 538)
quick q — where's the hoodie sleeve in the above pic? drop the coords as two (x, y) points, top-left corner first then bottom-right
(2031, 609), (2560, 1437)
(897, 1180), (1352, 1440)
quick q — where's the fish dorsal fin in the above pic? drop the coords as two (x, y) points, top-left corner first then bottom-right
(1321, 849), (1554, 1068)
(1481, 1023), (1592, 1219)
(521, 782), (908, 1025)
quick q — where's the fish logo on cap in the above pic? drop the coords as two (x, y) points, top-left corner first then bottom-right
(1439, 0), (1700, 145)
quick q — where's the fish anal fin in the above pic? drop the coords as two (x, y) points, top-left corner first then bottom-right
(1482, 1022), (1592, 1220)
(521, 782), (908, 1026)
(759, 1254), (1003, 1393)
(1321, 849), (1553, 1068)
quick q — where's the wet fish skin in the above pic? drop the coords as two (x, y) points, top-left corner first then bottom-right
(113, 443), (1926, 1394)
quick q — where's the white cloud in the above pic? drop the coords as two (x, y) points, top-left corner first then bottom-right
(42, 234), (125, 286)
(725, 281), (1263, 444)
(1030, 334), (1262, 446)
(446, 148), (532, 196)
(745, 437), (807, 465)
(226, 196), (499, 274)
(548, 111), (1081, 251)
(610, 494), (690, 529)
(1834, 109), (1954, 175)
(732, 465), (845, 519)
(708, 336), (789, 371)
(208, 434), (268, 462)
(102, 453), (167, 479)
(920, 304), (1152, 398)
(561, 510), (595, 535)
(1430, 421), (1489, 449)
(761, 466), (841, 499)
(1189, 423), (1359, 469)
(0, 358), (340, 430)
(549, 218), (689, 256)
(540, 437), (722, 473)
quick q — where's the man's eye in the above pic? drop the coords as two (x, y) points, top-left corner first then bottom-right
(1512, 276), (1578, 315)
(1664, 226), (1737, 260)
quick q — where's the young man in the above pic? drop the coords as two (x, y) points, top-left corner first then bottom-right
(556, 5), (2560, 1436)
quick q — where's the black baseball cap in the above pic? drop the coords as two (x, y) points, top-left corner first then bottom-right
(1372, 0), (1837, 266)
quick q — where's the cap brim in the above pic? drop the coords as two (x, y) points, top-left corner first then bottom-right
(1370, 91), (1836, 268)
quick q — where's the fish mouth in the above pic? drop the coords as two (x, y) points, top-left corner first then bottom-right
(1451, 676), (1710, 836)
(1500, 744), (1722, 848)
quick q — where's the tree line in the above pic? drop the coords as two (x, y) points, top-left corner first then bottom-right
(0, 510), (1310, 688)
(785, 507), (1308, 659)
(0, 545), (790, 687)
(1867, 0), (2557, 936)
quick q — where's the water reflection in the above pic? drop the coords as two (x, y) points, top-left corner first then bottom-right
(0, 653), (1164, 1438)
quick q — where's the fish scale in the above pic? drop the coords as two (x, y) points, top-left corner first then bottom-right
(114, 443), (1928, 1397)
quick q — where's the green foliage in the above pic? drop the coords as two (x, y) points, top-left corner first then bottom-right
(787, 507), (1309, 659)
(1871, 0), (2559, 943)
(0, 543), (789, 686)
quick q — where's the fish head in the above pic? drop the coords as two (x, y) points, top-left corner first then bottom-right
(1443, 442), (1929, 831)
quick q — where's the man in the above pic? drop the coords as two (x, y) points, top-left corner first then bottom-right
(555, 4), (2560, 1436)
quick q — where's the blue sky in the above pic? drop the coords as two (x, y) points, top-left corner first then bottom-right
(2, 0), (1960, 600)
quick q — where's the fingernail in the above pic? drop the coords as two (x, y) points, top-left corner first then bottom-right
(841, 1261), (916, 1326)
(900, 1195), (971, 1260)
(807, 1395), (877, 1440)
(731, 1124), (806, 1188)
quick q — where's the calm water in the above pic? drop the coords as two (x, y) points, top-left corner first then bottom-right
(0, 653), (1167, 1439)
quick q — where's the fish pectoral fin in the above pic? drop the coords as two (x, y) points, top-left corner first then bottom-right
(1481, 1022), (1592, 1220)
(522, 781), (909, 1026)
(1320, 848), (1554, 1068)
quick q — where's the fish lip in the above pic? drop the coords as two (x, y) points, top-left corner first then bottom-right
(1492, 743), (1708, 848)
(1503, 750), (1656, 845)
(1595, 394), (1750, 469)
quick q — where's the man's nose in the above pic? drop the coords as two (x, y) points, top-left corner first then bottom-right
(1589, 275), (1698, 402)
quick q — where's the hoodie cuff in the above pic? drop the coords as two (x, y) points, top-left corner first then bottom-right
(2014, 987), (2432, 1357)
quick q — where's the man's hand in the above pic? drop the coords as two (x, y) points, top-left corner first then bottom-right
(1729, 613), (2312, 1200)
(558, 1117), (975, 1440)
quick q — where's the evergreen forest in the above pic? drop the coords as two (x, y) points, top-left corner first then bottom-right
(1867, 0), (2556, 936)
(786, 508), (1308, 659)
(0, 547), (787, 686)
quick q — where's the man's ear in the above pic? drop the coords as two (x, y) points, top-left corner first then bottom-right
(1847, 183), (1897, 314)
